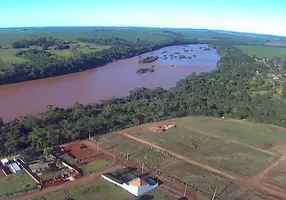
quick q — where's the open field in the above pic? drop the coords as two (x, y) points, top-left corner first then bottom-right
(97, 133), (168, 167)
(79, 159), (110, 173)
(234, 45), (286, 58)
(98, 116), (286, 199)
(31, 191), (67, 200)
(32, 179), (176, 200)
(0, 172), (38, 196)
(0, 48), (28, 70)
(262, 160), (286, 190)
(121, 117), (278, 176)
(0, 28), (168, 46)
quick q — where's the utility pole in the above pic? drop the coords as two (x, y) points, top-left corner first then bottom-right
(127, 149), (129, 161)
(89, 131), (91, 140)
(183, 183), (187, 197)
(212, 186), (218, 200)
(141, 163), (144, 174)
(97, 141), (100, 152)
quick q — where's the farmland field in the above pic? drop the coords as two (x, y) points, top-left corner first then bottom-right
(0, 27), (168, 46)
(98, 116), (286, 199)
(0, 172), (38, 196)
(234, 44), (286, 58)
(122, 117), (278, 176)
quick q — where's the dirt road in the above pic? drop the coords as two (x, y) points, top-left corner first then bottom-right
(120, 131), (286, 199)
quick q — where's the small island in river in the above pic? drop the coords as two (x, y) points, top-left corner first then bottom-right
(136, 67), (155, 74)
(138, 56), (159, 63)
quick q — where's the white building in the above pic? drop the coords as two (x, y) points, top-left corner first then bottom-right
(102, 175), (159, 196)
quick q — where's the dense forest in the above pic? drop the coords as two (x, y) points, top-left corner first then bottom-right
(1, 39), (286, 157)
(0, 37), (200, 85)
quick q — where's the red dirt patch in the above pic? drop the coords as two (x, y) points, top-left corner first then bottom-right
(61, 141), (98, 159)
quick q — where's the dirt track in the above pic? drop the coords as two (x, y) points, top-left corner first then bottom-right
(119, 130), (286, 199)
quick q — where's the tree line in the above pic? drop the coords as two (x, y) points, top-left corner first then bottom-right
(1, 40), (286, 157)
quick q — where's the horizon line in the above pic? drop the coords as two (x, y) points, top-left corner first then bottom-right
(0, 25), (285, 38)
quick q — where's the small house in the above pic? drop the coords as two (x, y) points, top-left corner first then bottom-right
(102, 174), (159, 197)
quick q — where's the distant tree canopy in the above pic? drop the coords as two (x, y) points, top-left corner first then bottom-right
(12, 37), (60, 49)
(1, 42), (286, 157)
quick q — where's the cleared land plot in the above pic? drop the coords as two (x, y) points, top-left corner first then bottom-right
(126, 122), (275, 176)
(79, 159), (110, 173)
(157, 157), (265, 200)
(97, 133), (167, 167)
(0, 172), (38, 196)
(167, 117), (286, 152)
(234, 45), (286, 58)
(263, 160), (286, 190)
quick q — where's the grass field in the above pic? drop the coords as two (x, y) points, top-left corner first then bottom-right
(96, 133), (167, 167)
(123, 117), (278, 176)
(69, 179), (175, 200)
(0, 27), (168, 46)
(263, 160), (286, 189)
(171, 117), (286, 150)
(0, 48), (29, 70)
(79, 159), (110, 173)
(31, 191), (67, 200)
(0, 172), (38, 196)
(33, 179), (176, 200)
(234, 44), (286, 58)
(96, 117), (286, 199)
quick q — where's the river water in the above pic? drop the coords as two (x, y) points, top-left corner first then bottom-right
(0, 44), (219, 122)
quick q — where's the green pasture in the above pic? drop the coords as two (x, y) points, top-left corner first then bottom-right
(0, 172), (38, 196)
(138, 123), (274, 176)
(234, 45), (286, 58)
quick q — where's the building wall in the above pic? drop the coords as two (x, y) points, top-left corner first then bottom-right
(101, 175), (158, 197)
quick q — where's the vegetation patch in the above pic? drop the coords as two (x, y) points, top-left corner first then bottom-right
(138, 56), (159, 64)
(136, 67), (155, 74)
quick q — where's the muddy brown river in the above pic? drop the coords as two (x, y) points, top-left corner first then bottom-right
(0, 44), (219, 122)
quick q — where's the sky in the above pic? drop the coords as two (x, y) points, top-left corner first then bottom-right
(0, 0), (286, 36)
